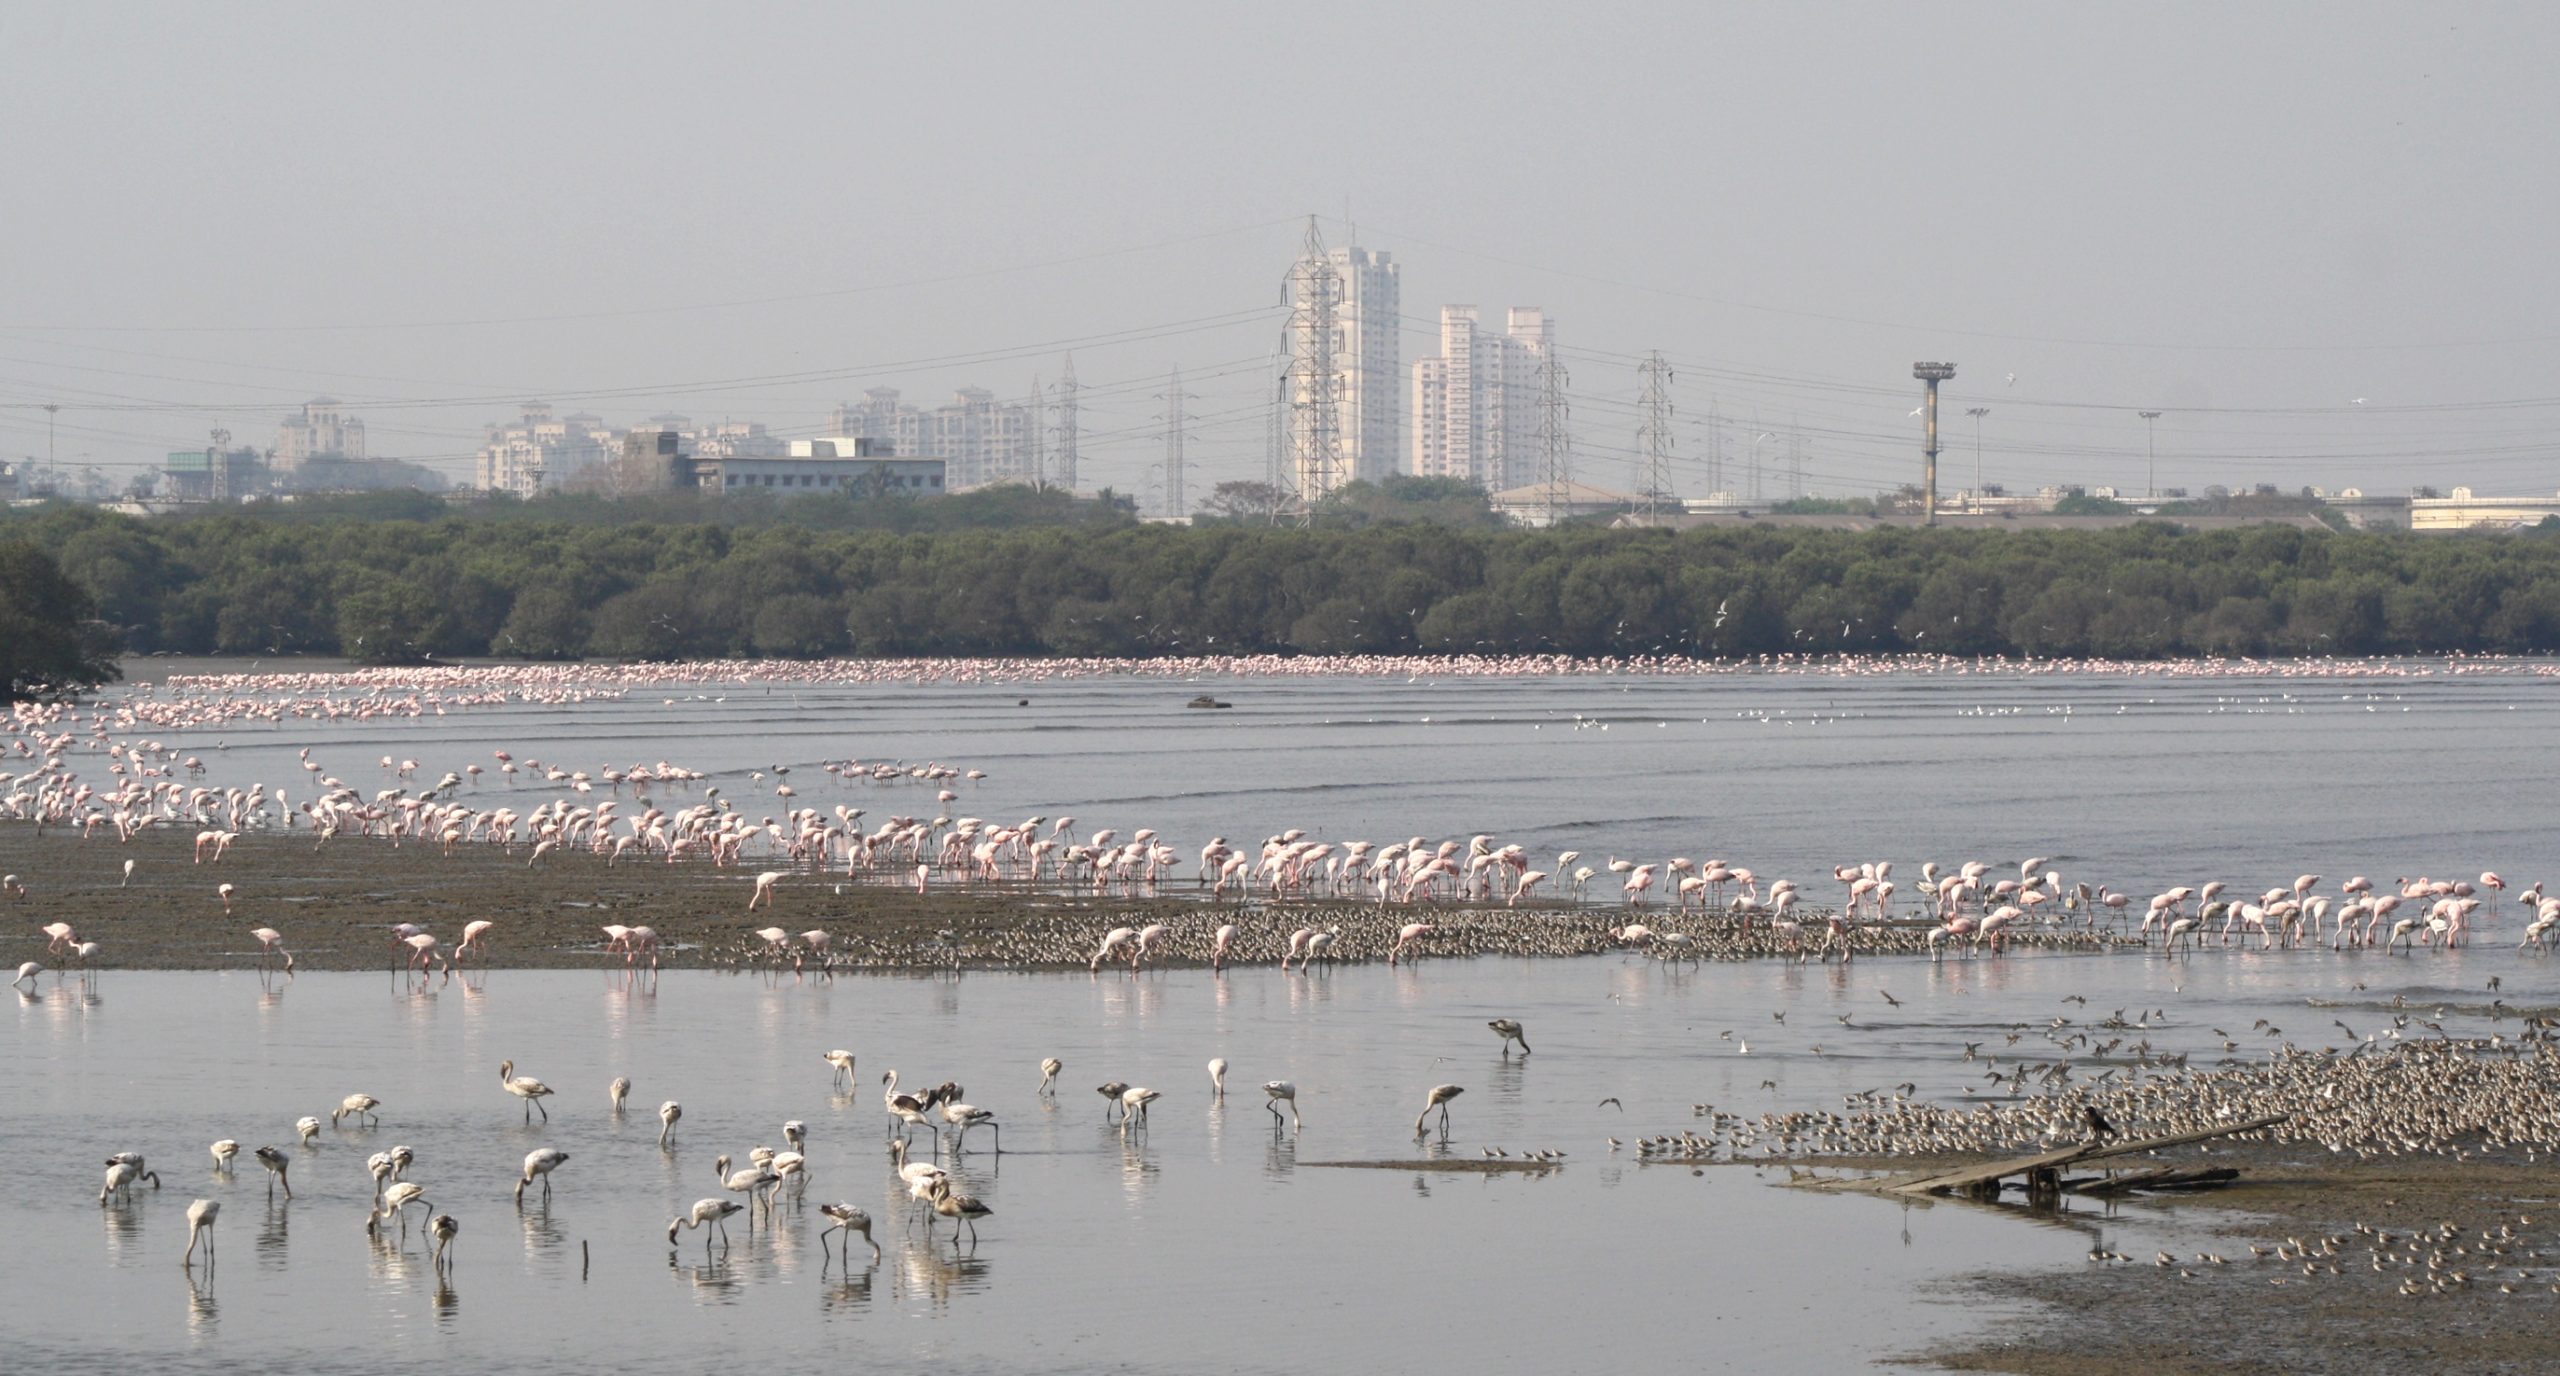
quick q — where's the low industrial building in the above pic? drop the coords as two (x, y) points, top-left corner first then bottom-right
(688, 437), (945, 497)
(1490, 479), (1634, 526)
(2407, 488), (2560, 531)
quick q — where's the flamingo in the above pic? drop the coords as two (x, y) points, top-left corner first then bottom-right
(12, 961), (38, 989)
(217, 883), (236, 915)
(1264, 1080), (1300, 1131)
(210, 1140), (239, 1175)
(610, 1077), (631, 1111)
(1488, 1019), (1532, 1055)
(1118, 1086), (1162, 1128)
(498, 1060), (554, 1122)
(296, 1117), (321, 1145)
(824, 1049), (859, 1087)
(182, 1199), (220, 1266)
(1089, 926), (1136, 972)
(658, 1101), (683, 1147)
(819, 1203), (880, 1263)
(371, 1181), (431, 1238)
(1038, 1057), (1062, 1096)
(101, 1158), (160, 1202)
(669, 1198), (744, 1251)
(881, 1071), (935, 1141)
(251, 927), (295, 974)
(926, 1177), (992, 1245)
(332, 1093), (382, 1128)
(939, 1100), (999, 1153)
(41, 921), (75, 955)
(515, 1148), (569, 1205)
(747, 870), (784, 910)
(429, 1214), (459, 1273)
(1388, 922), (1435, 966)
(1413, 1084), (1465, 1138)
(254, 1145), (292, 1198)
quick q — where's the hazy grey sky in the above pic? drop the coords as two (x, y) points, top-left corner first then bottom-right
(4, 2), (2554, 503)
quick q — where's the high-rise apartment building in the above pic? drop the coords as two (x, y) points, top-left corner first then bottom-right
(275, 397), (366, 471)
(475, 402), (616, 496)
(832, 386), (1038, 489)
(1285, 235), (1401, 498)
(1411, 306), (1553, 490)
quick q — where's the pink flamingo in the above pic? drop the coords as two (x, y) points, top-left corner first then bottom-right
(252, 927), (296, 973)
(1622, 864), (1659, 907)
(747, 871), (784, 911)
(1388, 922), (1435, 966)
(1210, 924), (1236, 971)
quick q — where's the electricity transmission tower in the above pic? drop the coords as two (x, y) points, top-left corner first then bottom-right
(1157, 367), (1189, 518)
(1026, 377), (1046, 487)
(1052, 353), (1080, 493)
(1284, 215), (1342, 514)
(1536, 351), (1572, 526)
(1636, 352), (1674, 522)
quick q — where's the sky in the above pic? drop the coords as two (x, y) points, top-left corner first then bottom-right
(2, 2), (2555, 506)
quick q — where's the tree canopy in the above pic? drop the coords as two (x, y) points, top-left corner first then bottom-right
(9, 499), (2560, 666)
(0, 539), (122, 700)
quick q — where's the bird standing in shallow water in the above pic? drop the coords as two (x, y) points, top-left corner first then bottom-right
(669, 1198), (743, 1252)
(820, 1203), (880, 1263)
(182, 1199), (219, 1267)
(1489, 1019), (1532, 1056)
(254, 1145), (291, 1199)
(1264, 1080), (1300, 1131)
(429, 1214), (458, 1273)
(927, 1176), (991, 1245)
(516, 1148), (568, 1205)
(658, 1101), (681, 1147)
(1038, 1057), (1062, 1097)
(499, 1060), (553, 1122)
(609, 1077), (630, 1112)
(1415, 1084), (1465, 1138)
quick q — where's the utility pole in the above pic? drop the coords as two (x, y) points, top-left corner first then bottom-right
(1535, 350), (1572, 526)
(1748, 429), (1771, 502)
(1788, 424), (1804, 501)
(1053, 354), (1079, 493)
(1157, 367), (1188, 518)
(209, 428), (231, 502)
(1266, 348), (1286, 492)
(43, 402), (58, 495)
(1913, 362), (1957, 525)
(1285, 214), (1342, 514)
(1636, 352), (1674, 524)
(2140, 411), (2162, 500)
(1966, 406), (1990, 495)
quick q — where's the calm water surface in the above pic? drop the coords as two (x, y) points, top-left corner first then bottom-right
(14, 666), (2560, 1372)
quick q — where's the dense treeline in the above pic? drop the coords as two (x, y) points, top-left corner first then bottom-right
(9, 497), (2560, 664)
(0, 540), (121, 700)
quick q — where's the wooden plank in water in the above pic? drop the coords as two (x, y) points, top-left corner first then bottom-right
(1786, 1113), (2287, 1197)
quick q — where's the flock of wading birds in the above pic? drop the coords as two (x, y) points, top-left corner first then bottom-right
(91, 1020), (1536, 1274)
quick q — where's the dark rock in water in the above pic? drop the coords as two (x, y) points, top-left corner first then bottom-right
(1186, 695), (1233, 710)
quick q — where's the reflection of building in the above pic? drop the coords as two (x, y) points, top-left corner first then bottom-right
(1411, 306), (1551, 490)
(2409, 486), (2560, 531)
(275, 397), (366, 471)
(163, 446), (268, 501)
(689, 437), (944, 497)
(830, 387), (1036, 489)
(475, 402), (615, 496)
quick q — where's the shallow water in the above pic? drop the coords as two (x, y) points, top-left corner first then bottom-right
(6, 952), (2544, 1374)
(17, 664), (2560, 1371)
(129, 665), (2560, 897)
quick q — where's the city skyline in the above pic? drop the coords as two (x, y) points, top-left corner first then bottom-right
(2, 6), (2555, 507)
